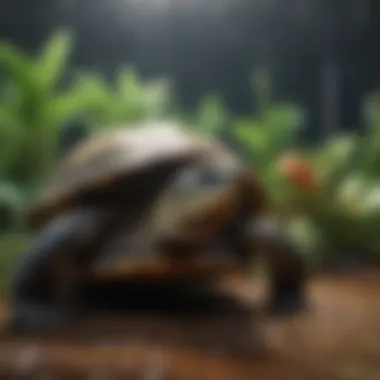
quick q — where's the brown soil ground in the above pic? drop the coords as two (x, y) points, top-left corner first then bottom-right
(0, 269), (379, 379)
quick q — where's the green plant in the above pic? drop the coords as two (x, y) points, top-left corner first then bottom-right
(233, 103), (304, 172)
(0, 232), (32, 293)
(0, 181), (25, 232)
(0, 31), (178, 210)
(0, 30), (91, 187)
(1, 31), (380, 271)
(71, 68), (175, 133)
(193, 93), (228, 135)
(0, 31), (177, 185)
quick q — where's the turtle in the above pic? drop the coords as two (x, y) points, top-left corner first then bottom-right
(8, 121), (307, 332)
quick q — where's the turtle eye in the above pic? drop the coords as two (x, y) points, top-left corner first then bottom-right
(200, 167), (225, 187)
(171, 167), (227, 200)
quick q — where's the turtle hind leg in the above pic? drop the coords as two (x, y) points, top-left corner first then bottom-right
(9, 208), (103, 333)
(266, 269), (307, 316)
(246, 216), (308, 316)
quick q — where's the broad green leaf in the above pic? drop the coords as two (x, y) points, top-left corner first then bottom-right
(34, 30), (72, 92)
(262, 103), (303, 132)
(0, 108), (24, 173)
(43, 88), (97, 130)
(286, 216), (323, 264)
(0, 181), (26, 230)
(0, 43), (35, 95)
(336, 175), (368, 214)
(233, 120), (268, 168)
(195, 94), (227, 135)
(144, 79), (173, 118)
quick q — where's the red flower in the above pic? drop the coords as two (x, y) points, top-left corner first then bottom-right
(277, 154), (318, 193)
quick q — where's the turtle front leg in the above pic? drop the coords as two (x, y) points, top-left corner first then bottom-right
(9, 208), (102, 333)
(245, 215), (308, 315)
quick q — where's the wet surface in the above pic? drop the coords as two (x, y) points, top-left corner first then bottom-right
(0, 269), (379, 379)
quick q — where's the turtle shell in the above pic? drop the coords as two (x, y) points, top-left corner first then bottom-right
(28, 121), (267, 282)
(29, 122), (226, 228)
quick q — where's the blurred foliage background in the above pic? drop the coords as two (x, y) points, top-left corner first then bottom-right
(0, 28), (380, 290)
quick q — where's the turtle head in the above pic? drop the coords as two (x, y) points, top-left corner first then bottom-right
(152, 164), (241, 243)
